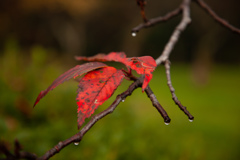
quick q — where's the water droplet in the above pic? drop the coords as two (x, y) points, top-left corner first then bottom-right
(131, 32), (137, 37)
(189, 119), (193, 122)
(122, 99), (125, 102)
(74, 142), (79, 146)
(164, 122), (170, 125)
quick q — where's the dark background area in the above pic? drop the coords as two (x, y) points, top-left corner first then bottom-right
(0, 0), (240, 63)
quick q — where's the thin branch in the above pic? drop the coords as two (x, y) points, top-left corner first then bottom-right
(38, 75), (170, 159)
(133, 0), (194, 120)
(155, 0), (191, 65)
(127, 75), (171, 123)
(38, 77), (143, 160)
(132, 6), (182, 33)
(4, 0), (240, 159)
(136, 0), (148, 23)
(164, 60), (194, 120)
(145, 86), (171, 124)
(195, 0), (240, 35)
(38, 2), (195, 158)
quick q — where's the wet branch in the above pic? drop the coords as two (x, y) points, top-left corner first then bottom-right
(145, 85), (171, 124)
(164, 60), (194, 120)
(0, 79), (173, 160)
(36, 78), (140, 159)
(2, 0), (240, 159)
(140, 0), (193, 120)
(37, 76), (168, 159)
(33, 0), (240, 159)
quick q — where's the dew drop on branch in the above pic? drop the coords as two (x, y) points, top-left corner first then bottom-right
(122, 99), (125, 102)
(164, 122), (170, 125)
(74, 142), (79, 146)
(189, 119), (194, 122)
(131, 32), (137, 37)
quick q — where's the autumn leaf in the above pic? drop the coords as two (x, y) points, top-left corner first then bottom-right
(75, 52), (156, 73)
(76, 67), (125, 129)
(34, 52), (156, 130)
(124, 56), (156, 91)
(33, 62), (108, 107)
(75, 52), (157, 91)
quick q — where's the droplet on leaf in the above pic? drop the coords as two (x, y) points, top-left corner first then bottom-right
(131, 32), (137, 37)
(164, 122), (170, 125)
(189, 119), (193, 122)
(74, 142), (79, 146)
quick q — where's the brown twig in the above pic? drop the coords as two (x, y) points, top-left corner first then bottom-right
(132, 0), (194, 120)
(136, 0), (148, 23)
(1, 80), (168, 160)
(155, 0), (191, 65)
(145, 85), (171, 123)
(154, 0), (193, 120)
(6, 0), (240, 158)
(164, 60), (194, 120)
(132, 6), (182, 34)
(2, 1), (194, 159)
(124, 74), (171, 123)
(38, 76), (167, 159)
(195, 0), (240, 35)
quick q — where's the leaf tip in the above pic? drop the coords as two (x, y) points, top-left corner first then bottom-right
(141, 73), (152, 92)
(33, 91), (44, 108)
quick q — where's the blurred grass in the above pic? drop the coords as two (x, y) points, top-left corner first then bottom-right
(0, 42), (240, 160)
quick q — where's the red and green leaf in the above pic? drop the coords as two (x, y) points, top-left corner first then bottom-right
(33, 62), (107, 107)
(76, 67), (125, 129)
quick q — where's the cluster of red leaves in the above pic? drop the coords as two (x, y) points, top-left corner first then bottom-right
(34, 52), (156, 129)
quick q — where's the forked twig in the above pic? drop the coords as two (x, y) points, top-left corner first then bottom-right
(136, 0), (148, 22)
(195, 0), (240, 34)
(3, 0), (240, 159)
(164, 60), (194, 120)
(151, 0), (194, 121)
(38, 76), (166, 159)
(38, 78), (140, 159)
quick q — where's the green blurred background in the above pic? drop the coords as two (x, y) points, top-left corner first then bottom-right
(0, 0), (240, 159)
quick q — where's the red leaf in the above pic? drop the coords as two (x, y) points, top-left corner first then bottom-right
(75, 52), (126, 63)
(33, 62), (108, 107)
(124, 56), (156, 91)
(76, 52), (157, 91)
(76, 67), (125, 129)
